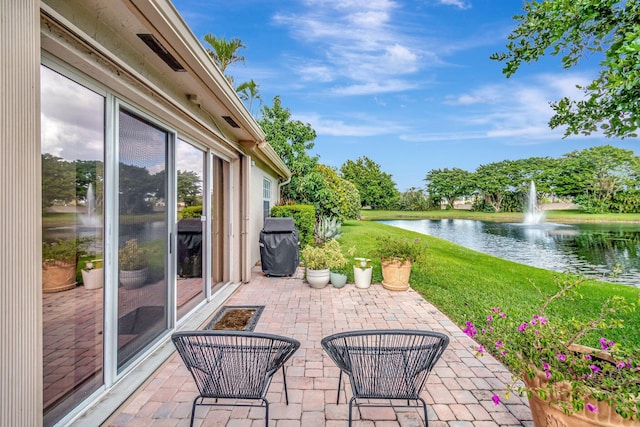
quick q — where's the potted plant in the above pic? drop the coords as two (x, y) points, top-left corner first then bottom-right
(42, 237), (88, 293)
(374, 235), (424, 291)
(118, 239), (148, 289)
(353, 257), (372, 289)
(463, 274), (640, 426)
(301, 239), (345, 289)
(81, 259), (104, 290)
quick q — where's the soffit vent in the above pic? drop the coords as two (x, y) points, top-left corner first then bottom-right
(137, 33), (186, 72)
(222, 116), (240, 128)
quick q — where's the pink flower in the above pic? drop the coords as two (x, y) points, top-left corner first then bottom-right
(495, 340), (504, 349)
(556, 353), (566, 362)
(589, 365), (601, 374)
(518, 322), (528, 332)
(616, 361), (627, 369)
(476, 345), (484, 355)
(492, 394), (501, 405)
(487, 315), (494, 322)
(463, 321), (477, 338)
(545, 370), (551, 378)
(586, 403), (599, 413)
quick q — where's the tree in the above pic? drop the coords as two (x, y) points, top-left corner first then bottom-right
(554, 145), (640, 212)
(177, 170), (202, 207)
(424, 168), (472, 209)
(340, 156), (400, 210)
(236, 79), (262, 117)
(42, 153), (76, 209)
(299, 164), (360, 221)
(258, 96), (318, 202)
(203, 34), (246, 83)
(492, 0), (640, 138)
(473, 160), (523, 212)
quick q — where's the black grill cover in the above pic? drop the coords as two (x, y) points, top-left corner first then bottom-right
(259, 217), (299, 276)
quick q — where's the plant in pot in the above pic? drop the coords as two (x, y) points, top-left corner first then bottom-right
(353, 256), (372, 289)
(464, 274), (639, 426)
(118, 239), (148, 289)
(301, 239), (344, 289)
(374, 235), (424, 291)
(81, 259), (104, 290)
(330, 246), (352, 289)
(42, 237), (89, 293)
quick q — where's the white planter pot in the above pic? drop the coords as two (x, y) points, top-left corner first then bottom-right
(353, 266), (372, 289)
(330, 272), (348, 288)
(119, 267), (148, 289)
(306, 268), (330, 288)
(81, 267), (104, 290)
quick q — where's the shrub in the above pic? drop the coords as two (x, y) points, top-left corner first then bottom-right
(271, 204), (315, 247)
(180, 205), (203, 219)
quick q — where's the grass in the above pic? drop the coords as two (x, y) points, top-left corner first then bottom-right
(360, 209), (640, 223)
(338, 219), (640, 349)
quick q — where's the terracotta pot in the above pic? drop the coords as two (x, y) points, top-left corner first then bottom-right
(381, 259), (412, 291)
(42, 259), (77, 293)
(524, 368), (634, 427)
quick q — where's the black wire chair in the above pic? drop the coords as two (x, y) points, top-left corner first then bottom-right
(172, 331), (300, 427)
(321, 329), (449, 426)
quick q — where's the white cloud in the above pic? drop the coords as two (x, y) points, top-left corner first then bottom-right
(272, 0), (427, 95)
(437, 0), (471, 9)
(294, 112), (406, 136)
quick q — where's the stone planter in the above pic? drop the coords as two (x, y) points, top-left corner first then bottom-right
(306, 268), (330, 288)
(330, 271), (348, 288)
(81, 267), (104, 290)
(42, 259), (77, 293)
(119, 267), (148, 289)
(381, 260), (412, 291)
(353, 266), (372, 289)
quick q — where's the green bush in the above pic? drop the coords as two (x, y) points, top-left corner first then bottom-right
(271, 204), (315, 247)
(180, 205), (203, 219)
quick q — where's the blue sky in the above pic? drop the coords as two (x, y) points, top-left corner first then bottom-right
(172, 0), (637, 191)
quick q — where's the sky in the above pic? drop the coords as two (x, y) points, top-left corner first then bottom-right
(171, 0), (637, 191)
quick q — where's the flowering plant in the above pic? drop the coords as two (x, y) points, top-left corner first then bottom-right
(463, 274), (639, 421)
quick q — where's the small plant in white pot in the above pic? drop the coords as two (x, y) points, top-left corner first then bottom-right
(353, 257), (373, 289)
(301, 239), (345, 289)
(81, 259), (104, 290)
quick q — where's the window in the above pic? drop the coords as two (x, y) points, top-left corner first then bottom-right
(263, 178), (272, 219)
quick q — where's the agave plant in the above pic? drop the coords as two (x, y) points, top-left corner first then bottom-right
(313, 216), (342, 245)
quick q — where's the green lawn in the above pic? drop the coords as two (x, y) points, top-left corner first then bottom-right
(338, 219), (640, 349)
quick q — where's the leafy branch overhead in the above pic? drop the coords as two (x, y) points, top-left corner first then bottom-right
(492, 0), (640, 138)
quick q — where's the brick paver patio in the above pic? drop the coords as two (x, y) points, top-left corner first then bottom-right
(107, 267), (533, 426)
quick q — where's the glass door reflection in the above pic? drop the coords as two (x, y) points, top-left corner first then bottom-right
(117, 109), (168, 371)
(176, 140), (205, 319)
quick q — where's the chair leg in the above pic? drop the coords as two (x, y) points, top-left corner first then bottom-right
(282, 366), (289, 405)
(262, 397), (269, 427)
(189, 396), (200, 427)
(418, 397), (428, 427)
(348, 396), (356, 427)
(336, 370), (343, 404)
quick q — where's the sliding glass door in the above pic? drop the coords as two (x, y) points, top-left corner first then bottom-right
(117, 109), (169, 370)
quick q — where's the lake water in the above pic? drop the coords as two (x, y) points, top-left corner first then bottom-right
(381, 219), (640, 287)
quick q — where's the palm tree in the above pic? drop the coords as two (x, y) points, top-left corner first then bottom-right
(202, 34), (245, 84)
(236, 79), (262, 116)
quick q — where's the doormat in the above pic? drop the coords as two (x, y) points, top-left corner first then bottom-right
(203, 305), (264, 331)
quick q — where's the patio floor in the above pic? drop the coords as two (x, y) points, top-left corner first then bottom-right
(106, 267), (534, 426)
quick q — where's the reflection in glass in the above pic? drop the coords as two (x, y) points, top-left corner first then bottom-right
(117, 109), (168, 370)
(41, 66), (105, 426)
(176, 140), (205, 319)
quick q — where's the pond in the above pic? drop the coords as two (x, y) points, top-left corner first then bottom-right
(380, 219), (640, 287)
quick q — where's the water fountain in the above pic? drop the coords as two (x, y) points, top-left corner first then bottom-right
(523, 181), (545, 225)
(80, 183), (101, 227)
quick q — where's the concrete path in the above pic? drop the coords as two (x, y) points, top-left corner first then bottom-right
(107, 268), (533, 426)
